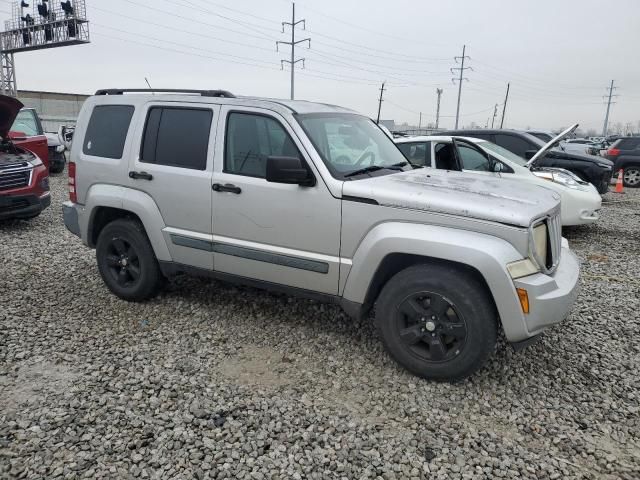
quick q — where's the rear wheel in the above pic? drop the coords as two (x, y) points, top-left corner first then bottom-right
(623, 166), (640, 188)
(375, 264), (498, 381)
(96, 218), (162, 301)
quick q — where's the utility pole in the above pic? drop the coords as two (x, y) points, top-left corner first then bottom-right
(435, 88), (443, 129)
(376, 81), (386, 124)
(277, 3), (310, 100)
(418, 112), (422, 130)
(602, 80), (617, 137)
(491, 103), (498, 128)
(451, 45), (471, 129)
(500, 82), (510, 129)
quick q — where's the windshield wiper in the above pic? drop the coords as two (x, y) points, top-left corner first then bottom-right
(344, 163), (406, 178)
(344, 165), (386, 178)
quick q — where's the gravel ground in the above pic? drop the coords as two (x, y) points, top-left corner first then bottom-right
(1, 171), (639, 480)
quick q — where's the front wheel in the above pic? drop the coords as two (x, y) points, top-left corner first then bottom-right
(623, 166), (640, 188)
(96, 218), (162, 301)
(375, 264), (498, 381)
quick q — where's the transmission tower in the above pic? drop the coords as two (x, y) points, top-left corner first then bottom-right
(277, 2), (310, 100)
(451, 45), (472, 129)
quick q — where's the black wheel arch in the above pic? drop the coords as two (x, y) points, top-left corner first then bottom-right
(89, 207), (145, 248)
(362, 253), (496, 317)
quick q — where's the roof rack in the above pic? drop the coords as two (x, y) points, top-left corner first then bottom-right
(94, 88), (236, 98)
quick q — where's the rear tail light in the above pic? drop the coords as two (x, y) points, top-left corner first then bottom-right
(68, 161), (77, 203)
(607, 148), (620, 156)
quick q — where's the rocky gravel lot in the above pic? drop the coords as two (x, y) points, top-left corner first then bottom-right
(1, 171), (639, 479)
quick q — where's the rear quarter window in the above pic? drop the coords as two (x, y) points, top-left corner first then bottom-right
(82, 105), (135, 159)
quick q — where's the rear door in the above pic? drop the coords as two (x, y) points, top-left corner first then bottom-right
(129, 102), (219, 269)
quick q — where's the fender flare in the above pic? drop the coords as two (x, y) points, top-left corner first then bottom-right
(85, 185), (172, 262)
(342, 222), (528, 341)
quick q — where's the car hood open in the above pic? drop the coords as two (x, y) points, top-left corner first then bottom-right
(0, 94), (24, 139)
(526, 123), (579, 167)
(342, 168), (561, 228)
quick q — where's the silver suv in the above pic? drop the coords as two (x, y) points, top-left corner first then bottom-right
(63, 89), (580, 380)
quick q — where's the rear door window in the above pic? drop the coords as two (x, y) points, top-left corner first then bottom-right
(141, 107), (213, 170)
(397, 142), (431, 166)
(83, 105), (135, 159)
(494, 134), (534, 158)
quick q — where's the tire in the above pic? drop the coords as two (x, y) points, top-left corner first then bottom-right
(96, 218), (162, 301)
(622, 166), (640, 188)
(375, 264), (498, 381)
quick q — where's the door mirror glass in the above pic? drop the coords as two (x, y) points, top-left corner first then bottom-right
(493, 161), (505, 172)
(266, 156), (315, 186)
(525, 150), (537, 160)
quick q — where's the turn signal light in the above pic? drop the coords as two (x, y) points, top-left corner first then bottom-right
(516, 288), (530, 314)
(607, 148), (620, 157)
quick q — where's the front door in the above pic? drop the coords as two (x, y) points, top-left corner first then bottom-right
(129, 102), (219, 269)
(210, 107), (341, 295)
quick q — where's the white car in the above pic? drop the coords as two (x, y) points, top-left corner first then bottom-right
(396, 126), (601, 226)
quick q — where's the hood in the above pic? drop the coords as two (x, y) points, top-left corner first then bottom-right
(0, 94), (25, 138)
(526, 123), (578, 167)
(342, 168), (561, 228)
(546, 148), (613, 167)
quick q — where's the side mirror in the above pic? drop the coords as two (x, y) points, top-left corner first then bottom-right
(266, 156), (315, 186)
(525, 150), (537, 160)
(493, 161), (504, 173)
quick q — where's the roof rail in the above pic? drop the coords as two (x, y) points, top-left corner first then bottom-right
(94, 88), (236, 98)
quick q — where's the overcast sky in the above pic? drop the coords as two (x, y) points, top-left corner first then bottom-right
(7, 0), (640, 131)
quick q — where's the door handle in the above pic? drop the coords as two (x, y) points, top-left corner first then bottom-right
(129, 171), (153, 181)
(212, 183), (241, 194)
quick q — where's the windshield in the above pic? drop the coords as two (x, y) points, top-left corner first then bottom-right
(296, 113), (410, 179)
(479, 140), (528, 166)
(12, 110), (40, 136)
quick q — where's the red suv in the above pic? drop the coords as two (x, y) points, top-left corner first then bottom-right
(0, 95), (50, 220)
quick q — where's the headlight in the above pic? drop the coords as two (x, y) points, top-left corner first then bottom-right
(532, 222), (548, 267)
(534, 170), (580, 189)
(55, 145), (65, 153)
(29, 156), (43, 167)
(507, 258), (539, 279)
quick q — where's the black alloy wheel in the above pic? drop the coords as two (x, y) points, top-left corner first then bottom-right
(396, 291), (467, 363)
(104, 237), (142, 288)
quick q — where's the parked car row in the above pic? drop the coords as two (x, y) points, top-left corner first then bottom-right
(56, 88), (581, 382)
(395, 125), (602, 226)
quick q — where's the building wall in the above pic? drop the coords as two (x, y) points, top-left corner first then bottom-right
(17, 90), (89, 133)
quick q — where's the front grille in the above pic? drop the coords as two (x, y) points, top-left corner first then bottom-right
(545, 212), (562, 273)
(0, 164), (31, 191)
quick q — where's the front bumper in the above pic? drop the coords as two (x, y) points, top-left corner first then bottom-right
(511, 245), (580, 340)
(0, 192), (51, 220)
